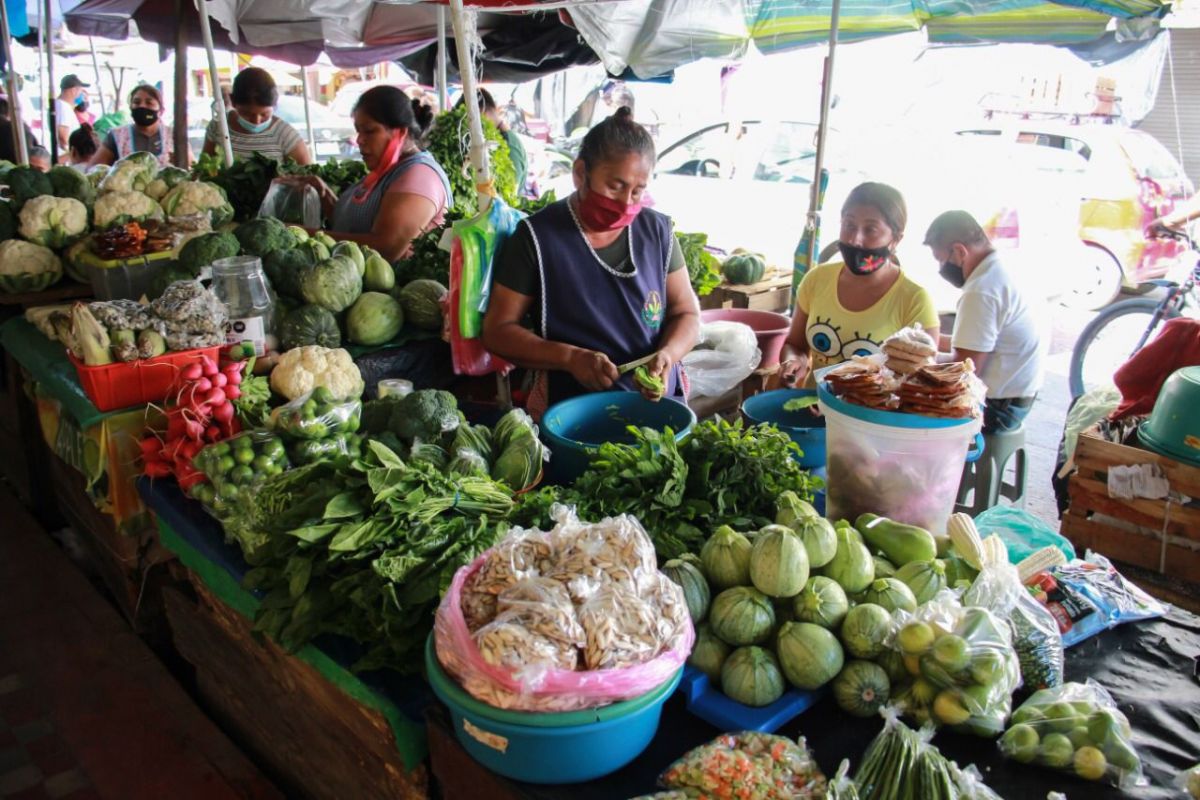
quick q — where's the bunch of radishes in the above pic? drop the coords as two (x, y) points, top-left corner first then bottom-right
(142, 355), (245, 489)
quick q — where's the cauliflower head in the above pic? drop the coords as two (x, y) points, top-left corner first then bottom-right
(145, 166), (191, 202)
(0, 240), (63, 293)
(270, 345), (364, 401)
(98, 153), (159, 194)
(161, 181), (235, 228)
(94, 191), (165, 230)
(18, 195), (89, 249)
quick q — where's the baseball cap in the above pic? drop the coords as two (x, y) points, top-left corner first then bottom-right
(60, 75), (89, 91)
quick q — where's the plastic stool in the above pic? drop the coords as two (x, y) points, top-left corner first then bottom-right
(955, 424), (1028, 515)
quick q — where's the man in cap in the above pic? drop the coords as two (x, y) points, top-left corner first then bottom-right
(56, 74), (90, 155)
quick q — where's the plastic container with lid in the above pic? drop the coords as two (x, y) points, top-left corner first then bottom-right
(210, 255), (278, 356)
(82, 251), (175, 300)
(816, 367), (983, 536)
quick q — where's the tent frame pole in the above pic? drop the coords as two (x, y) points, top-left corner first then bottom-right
(805, 0), (842, 273)
(0, 0), (28, 163)
(88, 37), (107, 115)
(195, 0), (234, 166)
(45, 0), (57, 163)
(174, 0), (189, 168)
(436, 6), (449, 111)
(301, 66), (317, 158)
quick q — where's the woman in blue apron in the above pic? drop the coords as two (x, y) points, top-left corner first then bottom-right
(482, 107), (701, 417)
(295, 86), (450, 262)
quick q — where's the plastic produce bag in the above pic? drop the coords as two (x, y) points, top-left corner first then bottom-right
(972, 506), (1076, 563)
(891, 591), (1021, 736)
(259, 181), (320, 228)
(682, 321), (762, 399)
(998, 680), (1146, 788)
(1027, 552), (1168, 647)
(448, 198), (522, 376)
(964, 562), (1064, 691)
(191, 430), (290, 513)
(288, 432), (362, 465)
(434, 506), (693, 712)
(655, 732), (827, 799)
(269, 386), (362, 440)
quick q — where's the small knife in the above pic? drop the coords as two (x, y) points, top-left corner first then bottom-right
(615, 353), (656, 375)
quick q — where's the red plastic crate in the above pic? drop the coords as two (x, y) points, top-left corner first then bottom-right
(69, 346), (221, 412)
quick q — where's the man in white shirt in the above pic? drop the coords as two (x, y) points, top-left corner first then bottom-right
(924, 210), (1048, 433)
(55, 75), (89, 156)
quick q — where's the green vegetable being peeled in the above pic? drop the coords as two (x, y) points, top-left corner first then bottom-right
(633, 364), (665, 399)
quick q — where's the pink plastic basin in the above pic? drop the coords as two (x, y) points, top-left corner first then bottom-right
(700, 308), (791, 368)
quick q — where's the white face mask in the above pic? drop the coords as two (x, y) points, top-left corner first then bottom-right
(237, 113), (272, 135)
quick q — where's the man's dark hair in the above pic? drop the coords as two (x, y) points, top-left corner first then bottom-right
(924, 210), (990, 249)
(231, 68), (279, 109)
(577, 107), (655, 171)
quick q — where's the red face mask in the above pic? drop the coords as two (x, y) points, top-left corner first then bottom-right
(353, 130), (405, 204)
(577, 185), (642, 232)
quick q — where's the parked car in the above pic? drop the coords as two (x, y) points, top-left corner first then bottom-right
(954, 122), (1195, 308)
(185, 96), (357, 162)
(649, 120), (1067, 310)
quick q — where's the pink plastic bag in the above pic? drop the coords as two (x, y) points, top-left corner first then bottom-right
(434, 511), (693, 713)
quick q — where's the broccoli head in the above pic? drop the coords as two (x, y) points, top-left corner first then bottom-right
(263, 245), (317, 300)
(49, 166), (96, 208)
(177, 231), (240, 277)
(399, 389), (460, 442)
(6, 167), (53, 212)
(234, 217), (297, 257)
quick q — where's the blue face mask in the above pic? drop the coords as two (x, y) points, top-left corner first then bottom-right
(237, 113), (272, 135)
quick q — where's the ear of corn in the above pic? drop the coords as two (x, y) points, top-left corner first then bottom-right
(947, 512), (985, 570)
(1017, 546), (1068, 583)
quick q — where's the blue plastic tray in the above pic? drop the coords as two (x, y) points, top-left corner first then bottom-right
(678, 666), (824, 732)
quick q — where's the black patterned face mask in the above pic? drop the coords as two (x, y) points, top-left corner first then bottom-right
(839, 242), (892, 275)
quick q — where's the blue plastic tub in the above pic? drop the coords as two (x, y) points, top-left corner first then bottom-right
(541, 391), (696, 484)
(679, 666), (824, 733)
(426, 637), (682, 783)
(741, 389), (827, 468)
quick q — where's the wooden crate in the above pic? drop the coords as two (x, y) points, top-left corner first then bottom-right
(163, 575), (430, 800)
(1062, 433), (1200, 583)
(699, 272), (793, 313)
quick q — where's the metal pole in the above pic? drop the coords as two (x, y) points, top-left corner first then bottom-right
(435, 6), (449, 111)
(195, 0), (233, 166)
(45, 0), (57, 163)
(300, 67), (316, 159)
(38, 0), (46, 135)
(449, 0), (490, 213)
(0, 0), (29, 163)
(88, 38), (107, 115)
(803, 0), (842, 274)
(173, 0), (189, 168)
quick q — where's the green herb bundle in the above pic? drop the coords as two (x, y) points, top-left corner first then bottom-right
(677, 230), (722, 297)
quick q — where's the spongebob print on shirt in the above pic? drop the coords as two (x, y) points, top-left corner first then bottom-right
(807, 315), (884, 361)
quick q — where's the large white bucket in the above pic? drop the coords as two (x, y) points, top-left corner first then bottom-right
(816, 375), (983, 536)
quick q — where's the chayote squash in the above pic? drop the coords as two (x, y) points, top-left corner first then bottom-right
(860, 577), (918, 614)
(750, 524), (809, 598)
(777, 621), (844, 690)
(895, 559), (948, 605)
(709, 586), (775, 646)
(701, 525), (753, 590)
(819, 525), (875, 594)
(300, 254), (362, 312)
(721, 646), (784, 707)
(792, 576), (849, 630)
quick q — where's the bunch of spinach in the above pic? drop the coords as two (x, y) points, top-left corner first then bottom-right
(193, 153), (280, 222)
(515, 419), (821, 561)
(238, 440), (513, 672)
(279, 157), (367, 196)
(677, 230), (723, 298)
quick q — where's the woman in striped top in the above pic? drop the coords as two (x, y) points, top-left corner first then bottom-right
(285, 86), (449, 263)
(202, 68), (312, 165)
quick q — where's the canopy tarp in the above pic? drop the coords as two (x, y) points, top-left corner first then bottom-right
(567, 0), (1170, 79)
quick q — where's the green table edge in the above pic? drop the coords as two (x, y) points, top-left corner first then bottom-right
(154, 517), (429, 770)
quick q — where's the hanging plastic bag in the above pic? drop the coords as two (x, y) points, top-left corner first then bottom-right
(681, 321), (762, 399)
(259, 181), (321, 228)
(998, 680), (1147, 788)
(972, 505), (1076, 563)
(964, 561), (1064, 692)
(890, 590), (1021, 737)
(448, 198), (523, 376)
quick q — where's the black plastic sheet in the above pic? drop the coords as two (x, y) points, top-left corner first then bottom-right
(451, 609), (1200, 799)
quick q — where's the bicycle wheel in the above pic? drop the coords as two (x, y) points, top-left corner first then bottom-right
(1068, 298), (1176, 399)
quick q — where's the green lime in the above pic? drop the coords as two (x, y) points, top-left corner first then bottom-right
(1012, 704), (1046, 727)
(230, 465), (254, 484)
(899, 622), (935, 655)
(232, 435), (253, 450)
(1040, 733), (1075, 769)
(262, 439), (286, 459)
(1074, 746), (1107, 781)
(211, 442), (231, 457)
(1068, 727), (1092, 749)
(252, 455), (272, 471)
(1044, 701), (1084, 733)
(235, 447), (255, 465)
(1000, 724), (1040, 763)
(933, 690), (971, 726)
(932, 634), (971, 673)
(1103, 739), (1140, 773)
(217, 455), (236, 473)
(1087, 708), (1123, 747)
(969, 650), (1006, 687)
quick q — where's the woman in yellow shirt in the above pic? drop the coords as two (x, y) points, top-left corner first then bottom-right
(781, 182), (939, 387)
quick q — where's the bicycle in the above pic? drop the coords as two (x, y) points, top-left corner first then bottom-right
(1068, 230), (1199, 399)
